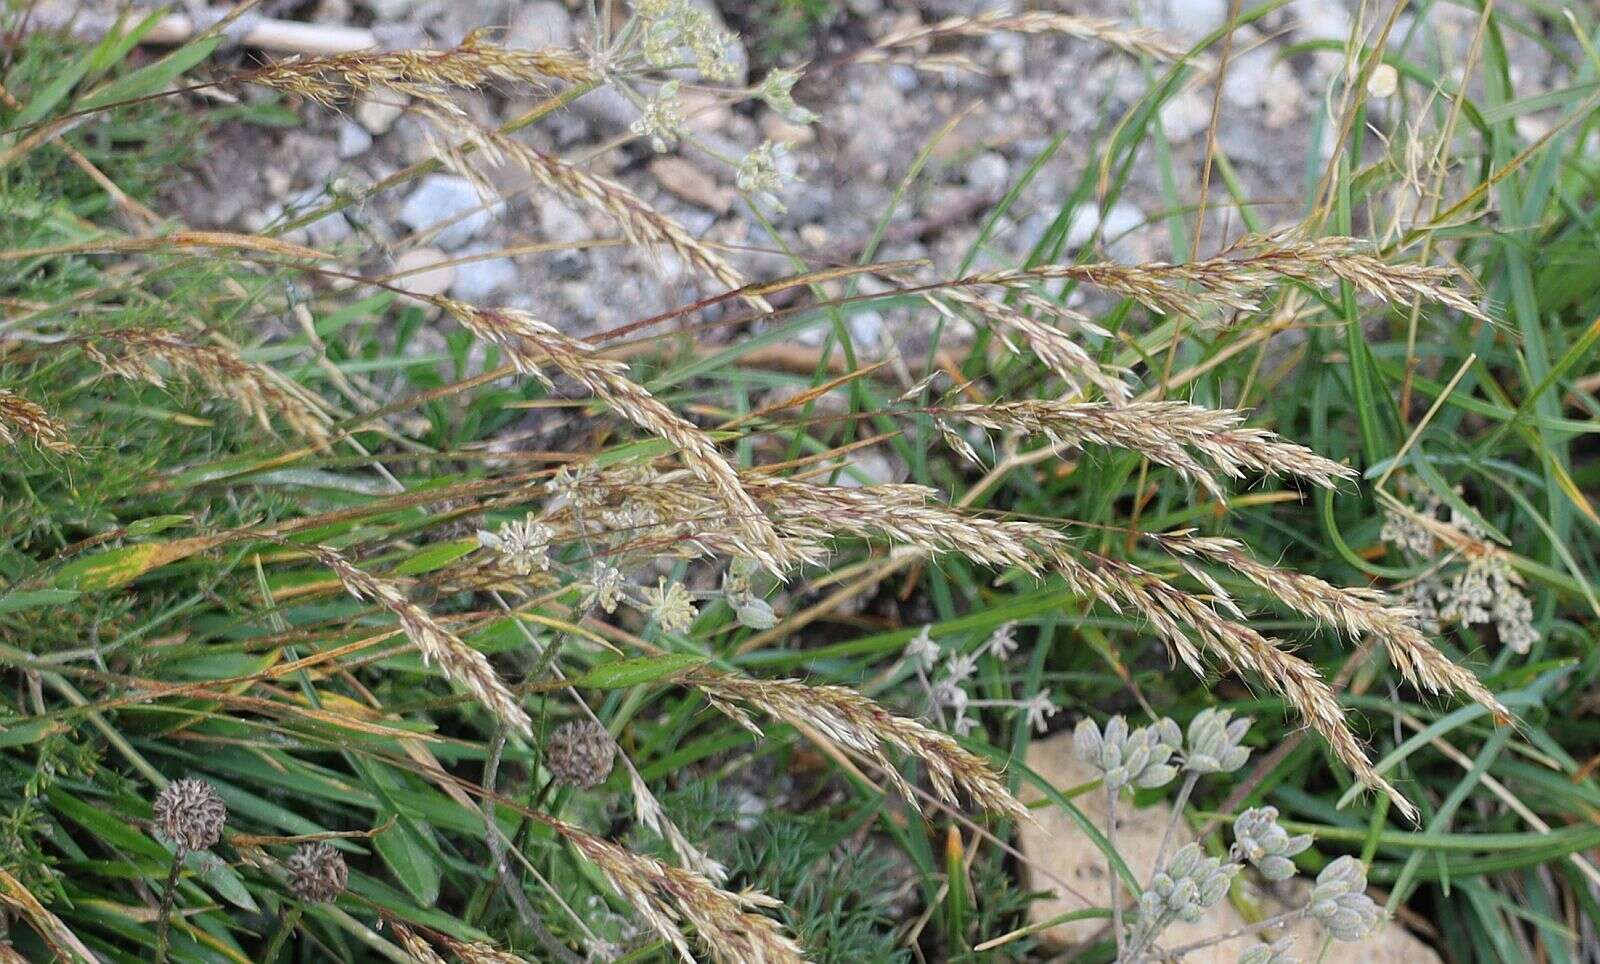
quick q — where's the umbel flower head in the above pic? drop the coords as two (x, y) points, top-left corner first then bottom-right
(1238, 937), (1296, 964)
(153, 778), (227, 852)
(1183, 707), (1252, 774)
(1231, 807), (1311, 881)
(1308, 856), (1382, 941)
(546, 720), (617, 789)
(285, 842), (348, 903)
(1073, 715), (1180, 792)
(1134, 842), (1239, 941)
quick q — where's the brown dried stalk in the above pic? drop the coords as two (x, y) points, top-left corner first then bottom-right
(1152, 532), (1512, 723)
(860, 11), (1187, 65)
(936, 288), (1131, 403)
(692, 670), (1029, 823)
(965, 234), (1487, 322)
(552, 816), (806, 964)
(937, 399), (1356, 498)
(81, 329), (332, 443)
(310, 545), (531, 737)
(245, 28), (596, 106)
(427, 118), (769, 313)
(0, 388), (75, 453)
(432, 299), (794, 573)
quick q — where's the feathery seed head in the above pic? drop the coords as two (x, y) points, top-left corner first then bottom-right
(153, 778), (227, 852)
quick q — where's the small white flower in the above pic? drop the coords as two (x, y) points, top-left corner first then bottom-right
(482, 513), (554, 575)
(736, 141), (792, 212)
(547, 464), (604, 509)
(903, 625), (939, 671)
(754, 67), (817, 124)
(631, 80), (688, 153)
(579, 562), (626, 614)
(930, 677), (968, 716)
(1023, 690), (1059, 732)
(941, 651), (979, 685)
(643, 577), (698, 634)
(983, 621), (1019, 659)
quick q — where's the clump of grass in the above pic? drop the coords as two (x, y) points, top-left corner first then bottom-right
(0, 1), (1593, 962)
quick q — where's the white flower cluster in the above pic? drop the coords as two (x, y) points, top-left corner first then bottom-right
(1231, 806), (1311, 881)
(1075, 716), (1180, 792)
(634, 0), (741, 80)
(478, 512), (555, 575)
(1383, 487), (1539, 654)
(1133, 842), (1239, 946)
(630, 80), (688, 152)
(903, 622), (1058, 737)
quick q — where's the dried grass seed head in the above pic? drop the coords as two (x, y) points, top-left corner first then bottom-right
(546, 720), (617, 789)
(285, 841), (349, 903)
(153, 778), (227, 852)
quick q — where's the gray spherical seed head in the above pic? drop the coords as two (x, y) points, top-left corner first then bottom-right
(153, 778), (227, 852)
(286, 842), (348, 903)
(546, 720), (616, 789)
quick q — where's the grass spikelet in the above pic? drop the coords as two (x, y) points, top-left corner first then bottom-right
(0, 388), (75, 453)
(936, 399), (1357, 498)
(433, 298), (794, 573)
(935, 288), (1131, 403)
(390, 923), (449, 964)
(860, 11), (1186, 66)
(1046, 549), (1418, 822)
(966, 233), (1487, 322)
(1153, 532), (1512, 723)
(707, 476), (1413, 816)
(429, 121), (770, 313)
(309, 544), (532, 737)
(81, 329), (332, 443)
(552, 816), (806, 964)
(690, 670), (1030, 823)
(245, 28), (596, 106)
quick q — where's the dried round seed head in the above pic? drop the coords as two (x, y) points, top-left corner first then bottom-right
(285, 842), (348, 903)
(545, 720), (616, 789)
(153, 778), (227, 852)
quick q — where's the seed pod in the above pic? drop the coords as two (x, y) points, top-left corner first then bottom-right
(153, 778), (227, 852)
(285, 842), (348, 903)
(546, 720), (616, 789)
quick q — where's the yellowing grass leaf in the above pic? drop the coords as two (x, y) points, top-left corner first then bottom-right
(54, 535), (229, 591)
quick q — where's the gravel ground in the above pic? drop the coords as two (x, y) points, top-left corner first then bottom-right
(160, 0), (1573, 353)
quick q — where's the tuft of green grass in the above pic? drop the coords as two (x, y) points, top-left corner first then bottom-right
(0, 2), (1596, 963)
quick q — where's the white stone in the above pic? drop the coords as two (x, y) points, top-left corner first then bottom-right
(506, 0), (574, 49)
(965, 152), (1011, 196)
(1149, 0), (1229, 41)
(400, 175), (496, 251)
(1066, 202), (1143, 250)
(449, 250), (519, 302)
(390, 247), (456, 298)
(1160, 88), (1212, 142)
(355, 95), (405, 135)
(337, 120), (373, 159)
